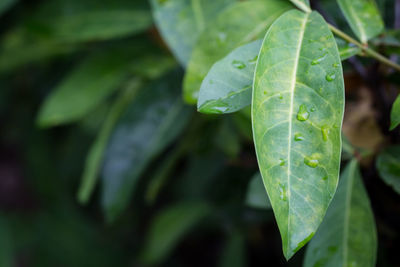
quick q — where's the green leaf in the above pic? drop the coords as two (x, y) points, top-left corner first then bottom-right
(252, 10), (345, 259)
(183, 0), (291, 104)
(376, 145), (400, 195)
(77, 79), (142, 204)
(0, 216), (13, 267)
(198, 40), (261, 114)
(150, 0), (236, 66)
(304, 160), (377, 267)
(246, 172), (271, 210)
(141, 202), (210, 265)
(337, 0), (384, 43)
(37, 48), (134, 127)
(390, 94), (400, 130)
(336, 38), (361, 60)
(289, 0), (311, 13)
(101, 72), (192, 222)
(218, 231), (246, 267)
(0, 0), (16, 16)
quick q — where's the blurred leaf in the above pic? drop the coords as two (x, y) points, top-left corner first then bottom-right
(289, 0), (311, 12)
(150, 0), (236, 66)
(304, 159), (377, 267)
(245, 173), (271, 210)
(214, 119), (241, 158)
(183, 0), (291, 104)
(219, 231), (246, 267)
(0, 0), (16, 16)
(337, 0), (384, 43)
(101, 71), (192, 222)
(336, 38), (362, 60)
(390, 94), (400, 130)
(141, 202), (211, 265)
(0, 216), (13, 267)
(29, 0), (151, 42)
(252, 10), (344, 259)
(198, 40), (261, 114)
(77, 79), (142, 204)
(376, 145), (400, 195)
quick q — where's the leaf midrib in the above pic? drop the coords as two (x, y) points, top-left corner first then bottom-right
(287, 12), (309, 253)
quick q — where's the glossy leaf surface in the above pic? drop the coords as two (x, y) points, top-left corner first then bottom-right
(150, 0), (235, 66)
(252, 10), (344, 259)
(390, 95), (400, 130)
(337, 0), (384, 43)
(289, 0), (311, 13)
(198, 40), (261, 114)
(141, 202), (210, 265)
(183, 0), (291, 104)
(304, 160), (377, 267)
(101, 72), (192, 222)
(376, 145), (400, 195)
(246, 172), (271, 209)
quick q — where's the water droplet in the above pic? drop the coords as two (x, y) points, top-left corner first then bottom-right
(310, 107), (316, 112)
(279, 183), (287, 201)
(319, 87), (323, 93)
(279, 158), (285, 166)
(249, 55), (258, 64)
(321, 125), (329, 141)
(311, 54), (327, 65)
(332, 63), (339, 68)
(279, 94), (283, 100)
(326, 73), (336, 81)
(322, 175), (328, 181)
(263, 90), (267, 95)
(232, 60), (246, 69)
(297, 104), (310, 121)
(294, 133), (304, 141)
(304, 154), (320, 168)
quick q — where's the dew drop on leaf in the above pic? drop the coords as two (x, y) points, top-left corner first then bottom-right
(249, 55), (258, 64)
(294, 133), (304, 141)
(304, 155), (319, 168)
(311, 54), (327, 65)
(321, 125), (329, 141)
(322, 175), (328, 181)
(279, 183), (287, 201)
(297, 104), (310, 121)
(279, 158), (285, 166)
(325, 73), (336, 81)
(231, 60), (246, 69)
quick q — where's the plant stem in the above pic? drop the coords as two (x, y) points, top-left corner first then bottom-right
(328, 24), (400, 72)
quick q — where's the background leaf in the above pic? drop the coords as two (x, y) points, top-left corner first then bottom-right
(337, 0), (384, 43)
(218, 231), (246, 267)
(150, 0), (236, 66)
(101, 71), (192, 222)
(376, 145), (400, 195)
(304, 160), (377, 267)
(252, 10), (345, 259)
(390, 94), (400, 130)
(289, 0), (311, 12)
(0, 0), (16, 16)
(183, 0), (291, 104)
(246, 172), (271, 209)
(140, 202), (211, 265)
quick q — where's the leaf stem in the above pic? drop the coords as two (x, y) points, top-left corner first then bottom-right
(328, 24), (400, 72)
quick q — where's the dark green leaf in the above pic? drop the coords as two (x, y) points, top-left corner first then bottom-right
(304, 159), (377, 267)
(337, 0), (384, 43)
(150, 0), (236, 66)
(252, 10), (345, 259)
(141, 202), (210, 265)
(376, 145), (400, 195)
(246, 172), (271, 210)
(183, 0), (291, 104)
(101, 72), (192, 222)
(198, 40), (261, 114)
(390, 94), (400, 130)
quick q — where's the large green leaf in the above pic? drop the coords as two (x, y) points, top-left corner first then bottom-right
(183, 0), (291, 104)
(289, 0), (311, 12)
(101, 71), (192, 222)
(337, 0), (384, 43)
(304, 160), (377, 267)
(246, 172), (271, 209)
(150, 0), (235, 66)
(390, 94), (400, 130)
(197, 40), (261, 114)
(140, 202), (210, 265)
(252, 10), (345, 259)
(198, 37), (357, 115)
(376, 145), (400, 195)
